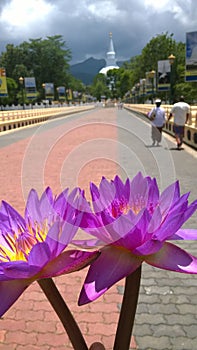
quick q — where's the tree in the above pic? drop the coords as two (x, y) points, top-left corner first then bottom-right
(116, 68), (133, 98)
(0, 35), (72, 103)
(90, 74), (110, 100)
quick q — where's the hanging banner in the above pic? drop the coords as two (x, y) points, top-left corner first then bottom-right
(24, 77), (37, 99)
(157, 60), (170, 91)
(145, 72), (156, 94)
(0, 68), (8, 97)
(185, 31), (197, 82)
(57, 86), (65, 100)
(67, 89), (73, 101)
(44, 83), (54, 100)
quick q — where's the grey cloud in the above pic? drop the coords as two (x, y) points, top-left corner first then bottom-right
(0, 0), (196, 64)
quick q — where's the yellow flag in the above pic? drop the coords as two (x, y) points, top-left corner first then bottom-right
(0, 68), (8, 96)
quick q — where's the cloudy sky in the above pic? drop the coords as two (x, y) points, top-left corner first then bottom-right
(0, 0), (196, 64)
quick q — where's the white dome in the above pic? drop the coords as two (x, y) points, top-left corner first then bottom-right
(99, 65), (119, 75)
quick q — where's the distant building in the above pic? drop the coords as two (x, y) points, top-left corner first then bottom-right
(99, 32), (119, 75)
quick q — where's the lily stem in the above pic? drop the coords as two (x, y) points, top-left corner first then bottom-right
(38, 278), (88, 350)
(113, 265), (142, 350)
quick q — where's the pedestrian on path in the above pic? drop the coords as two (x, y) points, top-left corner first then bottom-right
(168, 96), (190, 149)
(148, 98), (166, 146)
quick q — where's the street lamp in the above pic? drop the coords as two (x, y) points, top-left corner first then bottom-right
(149, 70), (155, 104)
(42, 83), (46, 96)
(19, 76), (25, 109)
(168, 54), (176, 104)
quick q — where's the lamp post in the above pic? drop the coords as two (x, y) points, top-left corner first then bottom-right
(142, 78), (146, 104)
(0, 79), (2, 110)
(42, 83), (47, 107)
(19, 76), (25, 109)
(149, 70), (155, 104)
(168, 54), (176, 104)
(42, 83), (46, 97)
(135, 83), (140, 103)
(131, 87), (136, 103)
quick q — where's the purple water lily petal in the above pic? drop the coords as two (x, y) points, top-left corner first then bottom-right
(133, 239), (163, 256)
(129, 172), (149, 210)
(78, 245), (142, 305)
(45, 222), (66, 256)
(1, 261), (40, 279)
(147, 206), (162, 234)
(146, 242), (197, 273)
(159, 181), (180, 215)
(146, 177), (159, 214)
(25, 189), (42, 225)
(182, 200), (197, 222)
(114, 209), (150, 250)
(153, 204), (189, 241)
(1, 201), (26, 233)
(113, 176), (130, 202)
(53, 188), (69, 218)
(39, 187), (54, 224)
(170, 229), (197, 240)
(40, 249), (100, 278)
(28, 242), (51, 267)
(0, 279), (30, 317)
(91, 178), (116, 214)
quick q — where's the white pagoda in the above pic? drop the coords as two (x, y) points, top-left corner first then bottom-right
(99, 32), (119, 75)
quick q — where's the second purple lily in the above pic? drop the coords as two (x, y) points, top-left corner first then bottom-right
(0, 187), (98, 317)
(77, 172), (197, 305)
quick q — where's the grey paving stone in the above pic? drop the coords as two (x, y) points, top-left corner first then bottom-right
(136, 335), (171, 350)
(151, 324), (186, 337)
(170, 336), (197, 350)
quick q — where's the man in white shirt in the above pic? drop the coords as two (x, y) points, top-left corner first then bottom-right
(168, 96), (190, 149)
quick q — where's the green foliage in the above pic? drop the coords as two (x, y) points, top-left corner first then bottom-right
(90, 74), (110, 100)
(0, 35), (72, 103)
(113, 32), (196, 104)
(175, 82), (197, 104)
(0, 32), (196, 105)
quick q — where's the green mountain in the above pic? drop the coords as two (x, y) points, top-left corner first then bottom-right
(70, 57), (105, 85)
(70, 57), (126, 85)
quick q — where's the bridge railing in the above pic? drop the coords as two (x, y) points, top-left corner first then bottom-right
(0, 105), (95, 133)
(124, 104), (197, 150)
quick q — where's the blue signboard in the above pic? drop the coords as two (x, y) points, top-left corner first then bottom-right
(186, 31), (197, 82)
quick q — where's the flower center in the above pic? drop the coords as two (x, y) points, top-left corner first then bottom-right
(111, 194), (146, 218)
(111, 197), (130, 218)
(130, 194), (146, 215)
(0, 221), (48, 262)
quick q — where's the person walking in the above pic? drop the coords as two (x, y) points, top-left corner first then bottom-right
(168, 96), (190, 149)
(148, 98), (166, 146)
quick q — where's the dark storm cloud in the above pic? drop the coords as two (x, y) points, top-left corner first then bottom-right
(0, 0), (196, 63)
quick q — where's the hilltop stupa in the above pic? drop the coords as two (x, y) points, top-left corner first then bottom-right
(99, 32), (119, 75)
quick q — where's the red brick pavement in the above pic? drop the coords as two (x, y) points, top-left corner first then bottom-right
(0, 108), (137, 349)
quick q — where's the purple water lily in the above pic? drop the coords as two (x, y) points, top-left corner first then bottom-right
(0, 187), (98, 317)
(78, 172), (197, 305)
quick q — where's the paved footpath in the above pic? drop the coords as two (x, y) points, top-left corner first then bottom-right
(0, 106), (196, 349)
